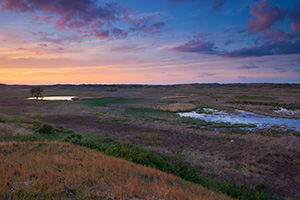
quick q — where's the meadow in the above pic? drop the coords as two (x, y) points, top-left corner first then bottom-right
(1, 83), (300, 199)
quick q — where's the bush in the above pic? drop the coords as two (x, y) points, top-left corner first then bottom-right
(36, 123), (54, 134)
(64, 133), (83, 145)
(0, 117), (5, 123)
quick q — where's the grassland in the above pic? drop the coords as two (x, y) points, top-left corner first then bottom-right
(1, 141), (233, 199)
(0, 83), (300, 199)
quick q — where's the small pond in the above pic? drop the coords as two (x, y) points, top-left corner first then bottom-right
(27, 96), (76, 101)
(178, 108), (300, 131)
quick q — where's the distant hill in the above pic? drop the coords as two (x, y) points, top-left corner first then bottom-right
(0, 141), (232, 200)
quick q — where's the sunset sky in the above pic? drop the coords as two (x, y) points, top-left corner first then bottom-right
(0, 0), (300, 84)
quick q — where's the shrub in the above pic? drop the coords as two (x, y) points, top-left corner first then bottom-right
(36, 123), (54, 134)
(64, 133), (83, 144)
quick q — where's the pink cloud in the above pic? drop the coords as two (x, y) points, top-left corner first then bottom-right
(246, 0), (286, 34)
(255, 26), (295, 43)
(39, 43), (47, 47)
(0, 33), (28, 44)
(1, 0), (33, 12)
(1, 0), (166, 40)
(42, 16), (53, 23)
(91, 30), (110, 39)
(289, 2), (300, 36)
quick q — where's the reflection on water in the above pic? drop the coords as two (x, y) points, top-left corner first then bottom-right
(27, 96), (76, 101)
(274, 107), (300, 115)
(178, 108), (300, 131)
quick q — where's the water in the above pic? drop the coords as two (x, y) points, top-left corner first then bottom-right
(27, 96), (76, 101)
(178, 108), (300, 131)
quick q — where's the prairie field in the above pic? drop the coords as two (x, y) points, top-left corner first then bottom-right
(1, 83), (300, 199)
(1, 141), (232, 199)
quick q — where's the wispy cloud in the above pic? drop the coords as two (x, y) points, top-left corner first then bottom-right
(238, 65), (260, 69)
(172, 40), (219, 55)
(196, 72), (216, 77)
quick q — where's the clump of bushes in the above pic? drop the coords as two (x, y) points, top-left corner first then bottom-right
(35, 123), (54, 134)
(54, 126), (74, 134)
(64, 133), (83, 145)
(107, 88), (118, 92)
(0, 117), (5, 123)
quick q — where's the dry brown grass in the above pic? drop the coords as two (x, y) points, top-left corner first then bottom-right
(0, 141), (233, 200)
(156, 103), (196, 112)
(0, 123), (33, 136)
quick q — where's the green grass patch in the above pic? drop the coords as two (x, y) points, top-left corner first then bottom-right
(77, 97), (141, 107)
(180, 117), (256, 129)
(232, 101), (300, 109)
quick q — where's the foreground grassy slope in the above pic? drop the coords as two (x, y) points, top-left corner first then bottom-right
(0, 141), (232, 200)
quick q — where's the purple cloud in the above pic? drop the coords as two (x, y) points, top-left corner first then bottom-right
(168, 0), (226, 13)
(1, 0), (119, 28)
(196, 73), (216, 77)
(291, 58), (300, 62)
(29, 31), (83, 44)
(172, 40), (219, 55)
(246, 0), (286, 34)
(238, 65), (260, 69)
(274, 67), (286, 72)
(0, 0), (166, 39)
(289, 2), (300, 36)
(123, 14), (166, 34)
(255, 27), (294, 43)
(224, 39), (233, 46)
(173, 36), (300, 58)
(110, 28), (129, 39)
(209, 0), (226, 13)
(223, 40), (300, 57)
(110, 44), (144, 53)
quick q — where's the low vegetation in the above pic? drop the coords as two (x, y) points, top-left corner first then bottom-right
(78, 97), (144, 107)
(1, 83), (300, 199)
(235, 96), (276, 101)
(1, 123), (282, 200)
(1, 141), (232, 199)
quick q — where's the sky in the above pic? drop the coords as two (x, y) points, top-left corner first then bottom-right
(0, 0), (300, 84)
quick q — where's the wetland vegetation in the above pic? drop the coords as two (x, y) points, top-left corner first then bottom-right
(1, 83), (300, 199)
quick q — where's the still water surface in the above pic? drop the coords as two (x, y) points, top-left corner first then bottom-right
(27, 96), (76, 101)
(178, 108), (300, 131)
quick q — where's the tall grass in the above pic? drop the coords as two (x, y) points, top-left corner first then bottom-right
(0, 141), (232, 200)
(5, 123), (283, 200)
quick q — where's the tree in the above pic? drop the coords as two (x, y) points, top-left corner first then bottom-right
(30, 86), (44, 100)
